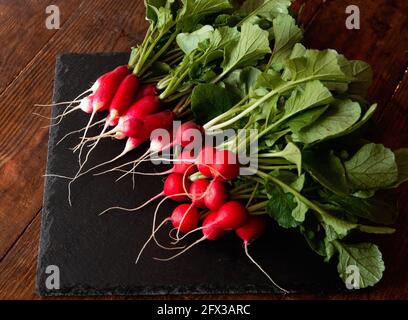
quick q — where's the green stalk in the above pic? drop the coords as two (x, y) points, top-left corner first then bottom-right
(247, 200), (268, 213)
(246, 182), (260, 207)
(255, 170), (395, 235)
(203, 97), (251, 129)
(205, 74), (346, 132)
(205, 82), (296, 131)
(134, 28), (169, 76)
(258, 165), (297, 170)
(138, 32), (178, 76)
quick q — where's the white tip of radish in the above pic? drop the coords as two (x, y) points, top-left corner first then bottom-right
(114, 132), (126, 140)
(90, 79), (100, 93)
(79, 96), (93, 113)
(150, 139), (163, 153)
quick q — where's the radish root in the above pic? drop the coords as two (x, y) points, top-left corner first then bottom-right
(243, 242), (289, 294)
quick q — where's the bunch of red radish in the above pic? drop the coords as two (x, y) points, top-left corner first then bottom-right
(56, 64), (179, 205)
(121, 144), (288, 293)
(75, 64), (175, 161)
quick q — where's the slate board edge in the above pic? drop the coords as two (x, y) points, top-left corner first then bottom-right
(35, 53), (64, 297)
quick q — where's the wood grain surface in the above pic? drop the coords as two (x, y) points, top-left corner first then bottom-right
(0, 0), (407, 300)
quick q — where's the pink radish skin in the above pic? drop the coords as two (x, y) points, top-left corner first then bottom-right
(202, 212), (228, 240)
(114, 117), (143, 139)
(214, 201), (247, 230)
(122, 95), (161, 121)
(126, 111), (175, 140)
(189, 179), (210, 208)
(236, 216), (267, 244)
(106, 74), (140, 126)
(78, 74), (140, 174)
(173, 150), (197, 176)
(111, 111), (174, 140)
(196, 147), (240, 181)
(134, 84), (158, 100)
(171, 204), (200, 234)
(211, 149), (240, 181)
(91, 65), (129, 112)
(204, 180), (228, 211)
(163, 173), (191, 202)
(197, 146), (216, 177)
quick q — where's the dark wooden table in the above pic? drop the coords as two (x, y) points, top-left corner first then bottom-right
(0, 0), (407, 300)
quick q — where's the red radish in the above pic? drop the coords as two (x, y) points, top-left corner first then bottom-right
(75, 73), (140, 180)
(202, 211), (228, 240)
(214, 201), (247, 230)
(163, 173), (191, 201)
(106, 74), (140, 126)
(122, 95), (161, 120)
(173, 150), (198, 176)
(235, 216), (289, 293)
(204, 180), (228, 211)
(197, 146), (216, 177)
(91, 65), (130, 111)
(75, 66), (129, 163)
(196, 147), (240, 181)
(236, 215), (267, 244)
(113, 117), (143, 139)
(189, 179), (210, 208)
(134, 84), (158, 100)
(35, 65), (129, 122)
(211, 149), (240, 181)
(126, 111), (175, 140)
(174, 121), (204, 147)
(171, 204), (200, 234)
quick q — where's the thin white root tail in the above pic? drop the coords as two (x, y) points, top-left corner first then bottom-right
(153, 236), (206, 262)
(171, 225), (206, 245)
(135, 218), (171, 264)
(43, 173), (73, 180)
(34, 89), (92, 107)
(150, 194), (188, 252)
(99, 192), (163, 216)
(244, 243), (289, 294)
(77, 110), (97, 166)
(56, 119), (105, 146)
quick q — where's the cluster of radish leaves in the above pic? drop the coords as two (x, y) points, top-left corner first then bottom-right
(188, 9), (408, 288)
(152, 0), (294, 100)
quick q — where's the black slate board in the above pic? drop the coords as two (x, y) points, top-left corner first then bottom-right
(36, 53), (345, 296)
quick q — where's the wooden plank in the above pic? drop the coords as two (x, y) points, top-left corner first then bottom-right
(0, 0), (147, 260)
(291, 0), (325, 28)
(0, 212), (125, 300)
(0, 212), (40, 300)
(303, 0), (408, 108)
(0, 0), (82, 94)
(2, 0), (407, 300)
